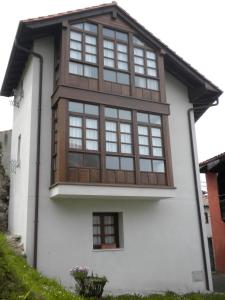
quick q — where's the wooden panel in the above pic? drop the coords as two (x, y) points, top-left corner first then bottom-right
(105, 170), (116, 183)
(90, 169), (101, 182)
(140, 172), (149, 185)
(157, 173), (166, 185)
(121, 85), (130, 97)
(134, 87), (143, 98)
(112, 83), (122, 95)
(89, 14), (134, 33)
(79, 168), (89, 183)
(88, 79), (98, 91)
(103, 81), (112, 93)
(151, 91), (160, 102)
(148, 173), (157, 185)
(116, 171), (125, 184)
(68, 168), (78, 182)
(142, 89), (151, 100)
(126, 171), (135, 184)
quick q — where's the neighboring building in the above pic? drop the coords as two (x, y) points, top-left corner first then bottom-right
(202, 191), (215, 271)
(0, 3), (222, 294)
(200, 153), (225, 273)
(0, 130), (12, 175)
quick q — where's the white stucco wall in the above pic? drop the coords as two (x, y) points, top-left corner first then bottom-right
(9, 35), (212, 294)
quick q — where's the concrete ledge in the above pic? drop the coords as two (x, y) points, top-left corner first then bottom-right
(49, 184), (176, 200)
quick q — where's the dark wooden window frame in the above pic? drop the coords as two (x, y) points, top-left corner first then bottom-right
(93, 212), (119, 249)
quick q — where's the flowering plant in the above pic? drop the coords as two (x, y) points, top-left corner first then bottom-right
(70, 266), (107, 298)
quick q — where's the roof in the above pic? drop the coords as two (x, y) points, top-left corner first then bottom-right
(0, 2), (223, 120)
(200, 152), (225, 173)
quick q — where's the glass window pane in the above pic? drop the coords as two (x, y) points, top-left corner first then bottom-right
(85, 104), (99, 115)
(152, 160), (165, 173)
(137, 112), (148, 123)
(151, 128), (161, 137)
(134, 48), (144, 57)
(134, 56), (144, 65)
(120, 133), (131, 143)
(104, 58), (115, 68)
(85, 35), (96, 45)
(117, 44), (127, 53)
(104, 40), (114, 49)
(69, 138), (82, 149)
(121, 144), (132, 154)
(104, 69), (116, 82)
(117, 72), (129, 85)
(120, 157), (134, 170)
(139, 146), (149, 155)
(70, 50), (82, 60)
(152, 137), (162, 147)
(138, 136), (149, 145)
(86, 140), (98, 151)
(70, 41), (82, 50)
(104, 225), (115, 234)
(133, 36), (145, 46)
(153, 147), (163, 157)
(140, 159), (152, 172)
(106, 132), (117, 142)
(105, 107), (118, 118)
(116, 31), (128, 41)
(118, 61), (128, 71)
(147, 60), (156, 68)
(105, 236), (115, 244)
(93, 215), (100, 225)
(106, 156), (119, 170)
(70, 31), (82, 41)
(120, 123), (131, 133)
(69, 127), (82, 138)
(71, 23), (83, 30)
(68, 152), (83, 167)
(105, 121), (116, 131)
(106, 142), (117, 152)
(103, 28), (115, 38)
(85, 54), (97, 63)
(93, 236), (101, 246)
(149, 114), (161, 125)
(104, 49), (114, 58)
(119, 109), (131, 120)
(118, 52), (128, 62)
(69, 102), (83, 113)
(69, 116), (82, 127)
(104, 215), (114, 224)
(93, 226), (101, 234)
(147, 68), (157, 77)
(146, 51), (156, 60)
(135, 76), (146, 88)
(134, 65), (144, 74)
(86, 129), (98, 140)
(86, 119), (98, 129)
(138, 126), (148, 135)
(84, 65), (98, 78)
(69, 62), (83, 76)
(84, 22), (97, 33)
(147, 79), (159, 91)
(85, 44), (97, 54)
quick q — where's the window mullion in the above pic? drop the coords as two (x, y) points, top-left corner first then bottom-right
(132, 111), (140, 184)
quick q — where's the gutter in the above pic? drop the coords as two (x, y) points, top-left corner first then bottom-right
(188, 99), (219, 290)
(14, 40), (43, 269)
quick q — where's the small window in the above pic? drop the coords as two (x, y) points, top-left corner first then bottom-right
(93, 213), (120, 249)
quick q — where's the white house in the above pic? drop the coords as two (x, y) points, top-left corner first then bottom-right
(0, 3), (222, 295)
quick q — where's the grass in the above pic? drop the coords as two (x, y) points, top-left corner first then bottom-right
(1, 231), (225, 300)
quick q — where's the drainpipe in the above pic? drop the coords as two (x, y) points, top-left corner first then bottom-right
(188, 99), (219, 290)
(14, 40), (43, 269)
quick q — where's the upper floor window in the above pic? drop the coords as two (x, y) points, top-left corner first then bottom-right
(69, 22), (98, 79)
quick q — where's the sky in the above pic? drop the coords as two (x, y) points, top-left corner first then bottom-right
(0, 0), (224, 167)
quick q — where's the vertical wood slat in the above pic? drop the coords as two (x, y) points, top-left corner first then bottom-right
(128, 32), (135, 97)
(98, 24), (104, 91)
(57, 99), (68, 182)
(158, 51), (167, 103)
(60, 21), (69, 86)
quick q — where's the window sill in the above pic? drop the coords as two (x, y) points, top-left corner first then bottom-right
(92, 248), (124, 252)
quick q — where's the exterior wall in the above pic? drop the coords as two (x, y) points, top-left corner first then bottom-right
(206, 172), (225, 272)
(34, 71), (211, 294)
(0, 130), (11, 175)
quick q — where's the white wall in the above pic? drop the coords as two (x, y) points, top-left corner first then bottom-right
(36, 71), (211, 293)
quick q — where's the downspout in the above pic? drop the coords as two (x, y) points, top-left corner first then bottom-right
(14, 40), (43, 269)
(188, 99), (219, 290)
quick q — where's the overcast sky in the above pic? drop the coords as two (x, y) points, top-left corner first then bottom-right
(0, 0), (224, 164)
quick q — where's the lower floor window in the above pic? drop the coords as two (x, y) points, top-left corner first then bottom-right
(93, 213), (119, 249)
